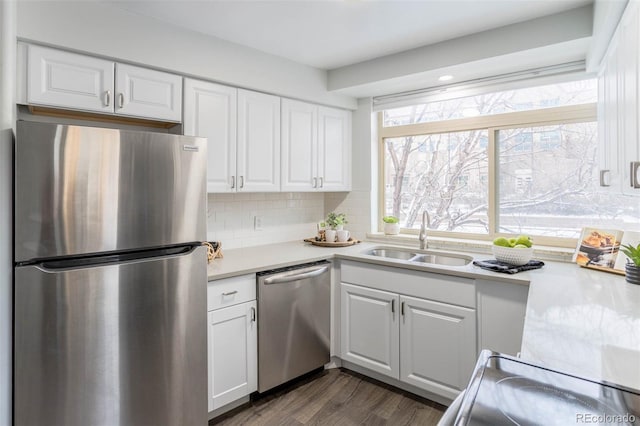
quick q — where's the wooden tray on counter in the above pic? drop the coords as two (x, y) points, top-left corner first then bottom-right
(304, 237), (361, 247)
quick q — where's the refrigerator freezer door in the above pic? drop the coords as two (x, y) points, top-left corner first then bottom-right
(14, 245), (208, 426)
(15, 121), (207, 262)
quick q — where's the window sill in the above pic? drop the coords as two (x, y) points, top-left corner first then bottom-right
(365, 232), (576, 263)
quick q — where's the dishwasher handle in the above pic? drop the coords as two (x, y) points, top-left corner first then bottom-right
(262, 265), (329, 285)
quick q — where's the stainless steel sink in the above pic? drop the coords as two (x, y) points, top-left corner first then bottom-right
(410, 253), (472, 266)
(363, 247), (472, 267)
(366, 248), (417, 260)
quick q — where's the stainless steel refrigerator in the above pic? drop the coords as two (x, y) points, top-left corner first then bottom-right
(13, 121), (208, 426)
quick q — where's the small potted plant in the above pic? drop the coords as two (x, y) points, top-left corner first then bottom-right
(382, 216), (400, 235)
(621, 242), (640, 285)
(326, 212), (347, 230)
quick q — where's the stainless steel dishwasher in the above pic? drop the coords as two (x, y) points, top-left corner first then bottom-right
(256, 261), (331, 392)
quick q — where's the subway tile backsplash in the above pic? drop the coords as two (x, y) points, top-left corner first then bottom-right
(207, 192), (325, 249)
(325, 190), (371, 239)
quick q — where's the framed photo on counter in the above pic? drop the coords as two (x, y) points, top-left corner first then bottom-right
(573, 227), (624, 275)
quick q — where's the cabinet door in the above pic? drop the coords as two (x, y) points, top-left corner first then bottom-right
(597, 32), (624, 192)
(400, 295), (476, 400)
(115, 63), (182, 122)
(621, 5), (640, 194)
(317, 107), (351, 191)
(208, 301), (257, 412)
(237, 89), (281, 192)
(184, 79), (237, 193)
(340, 283), (399, 378)
(281, 99), (317, 191)
(27, 44), (114, 114)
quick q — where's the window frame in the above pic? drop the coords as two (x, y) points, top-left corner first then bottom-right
(378, 103), (598, 248)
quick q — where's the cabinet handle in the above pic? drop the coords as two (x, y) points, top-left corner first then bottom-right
(231, 176), (235, 189)
(391, 299), (395, 314)
(240, 176), (244, 189)
(222, 291), (238, 296)
(105, 90), (111, 107)
(319, 177), (324, 188)
(118, 93), (124, 108)
(631, 162), (640, 189)
(599, 170), (610, 187)
(401, 301), (405, 316)
(313, 177), (317, 188)
(251, 307), (256, 322)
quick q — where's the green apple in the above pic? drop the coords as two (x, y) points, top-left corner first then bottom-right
(493, 237), (511, 247)
(508, 238), (517, 247)
(515, 235), (533, 248)
(514, 244), (529, 248)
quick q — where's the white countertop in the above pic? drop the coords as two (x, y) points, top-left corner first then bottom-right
(519, 261), (640, 391)
(207, 240), (640, 391)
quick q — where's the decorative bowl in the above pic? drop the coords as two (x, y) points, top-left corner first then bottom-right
(492, 245), (533, 266)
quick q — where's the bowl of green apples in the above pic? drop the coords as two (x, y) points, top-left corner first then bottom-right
(492, 235), (533, 265)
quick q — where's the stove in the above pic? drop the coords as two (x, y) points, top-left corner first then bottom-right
(442, 351), (640, 425)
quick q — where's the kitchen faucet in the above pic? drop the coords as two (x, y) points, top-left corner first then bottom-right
(419, 211), (430, 250)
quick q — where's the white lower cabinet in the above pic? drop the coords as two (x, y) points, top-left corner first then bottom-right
(400, 296), (476, 399)
(207, 275), (257, 413)
(340, 276), (476, 400)
(340, 283), (399, 377)
(208, 301), (257, 411)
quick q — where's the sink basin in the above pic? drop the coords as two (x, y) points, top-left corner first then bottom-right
(410, 254), (472, 266)
(363, 246), (472, 267)
(366, 248), (416, 260)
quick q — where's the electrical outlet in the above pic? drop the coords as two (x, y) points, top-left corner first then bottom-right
(254, 215), (263, 231)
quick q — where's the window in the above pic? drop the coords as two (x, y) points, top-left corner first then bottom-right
(384, 131), (488, 234)
(380, 79), (640, 247)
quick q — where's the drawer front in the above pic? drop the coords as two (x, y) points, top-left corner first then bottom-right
(208, 274), (256, 311)
(340, 260), (475, 308)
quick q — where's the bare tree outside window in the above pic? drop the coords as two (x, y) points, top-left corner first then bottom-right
(385, 130), (488, 233)
(381, 79), (640, 243)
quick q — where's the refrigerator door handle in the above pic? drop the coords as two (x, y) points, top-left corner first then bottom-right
(28, 244), (199, 271)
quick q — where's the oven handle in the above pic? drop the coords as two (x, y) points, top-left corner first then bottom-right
(263, 265), (329, 285)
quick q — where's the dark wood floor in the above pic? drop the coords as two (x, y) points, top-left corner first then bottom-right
(210, 368), (446, 426)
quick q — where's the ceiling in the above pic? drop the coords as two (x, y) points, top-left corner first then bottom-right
(107, 0), (593, 71)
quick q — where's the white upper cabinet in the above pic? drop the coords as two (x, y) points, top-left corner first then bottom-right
(25, 44), (182, 122)
(597, 46), (620, 190)
(597, 2), (640, 194)
(237, 89), (281, 192)
(27, 44), (114, 114)
(281, 100), (351, 192)
(619, 4), (640, 194)
(317, 106), (351, 191)
(281, 99), (318, 191)
(184, 79), (238, 193)
(115, 63), (182, 122)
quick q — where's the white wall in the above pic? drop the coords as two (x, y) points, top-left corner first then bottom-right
(207, 193), (325, 249)
(17, 1), (357, 110)
(325, 98), (376, 237)
(0, 1), (15, 424)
